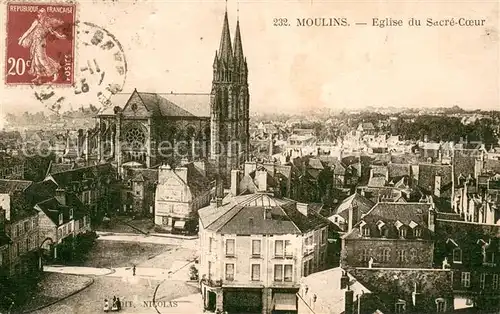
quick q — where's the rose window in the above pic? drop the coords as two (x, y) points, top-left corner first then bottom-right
(125, 127), (146, 150)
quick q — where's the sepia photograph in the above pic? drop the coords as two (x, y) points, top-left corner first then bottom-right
(0, 0), (499, 313)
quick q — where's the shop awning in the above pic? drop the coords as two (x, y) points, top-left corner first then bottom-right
(174, 220), (186, 229)
(273, 293), (297, 311)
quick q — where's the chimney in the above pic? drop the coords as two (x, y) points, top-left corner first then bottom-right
(345, 288), (354, 314)
(348, 202), (359, 232)
(256, 168), (268, 192)
(434, 174), (441, 198)
(297, 203), (309, 216)
(340, 271), (349, 289)
(428, 204), (436, 232)
(215, 176), (224, 207)
(231, 169), (241, 196)
(55, 188), (66, 206)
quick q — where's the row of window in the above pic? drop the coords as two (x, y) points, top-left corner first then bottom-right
(211, 238), (295, 258)
(12, 218), (38, 238)
(461, 272), (499, 289)
(452, 247), (496, 265)
(360, 248), (423, 263)
(395, 298), (446, 313)
(57, 223), (73, 239)
(360, 224), (422, 238)
(224, 263), (293, 282)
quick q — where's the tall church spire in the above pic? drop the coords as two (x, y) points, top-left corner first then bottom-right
(218, 8), (233, 62)
(233, 19), (244, 63)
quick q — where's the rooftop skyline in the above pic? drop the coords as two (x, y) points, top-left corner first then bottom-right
(0, 0), (498, 116)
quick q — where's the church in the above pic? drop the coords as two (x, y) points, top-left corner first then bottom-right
(94, 7), (250, 182)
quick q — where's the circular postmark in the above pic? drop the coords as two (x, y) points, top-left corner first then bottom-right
(31, 21), (127, 113)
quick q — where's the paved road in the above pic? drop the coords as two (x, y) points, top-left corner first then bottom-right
(96, 232), (199, 249)
(44, 260), (195, 281)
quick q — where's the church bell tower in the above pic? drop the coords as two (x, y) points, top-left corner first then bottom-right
(210, 6), (250, 184)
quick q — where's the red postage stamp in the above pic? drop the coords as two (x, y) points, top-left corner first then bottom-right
(4, 2), (76, 86)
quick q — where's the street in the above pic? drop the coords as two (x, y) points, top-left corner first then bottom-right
(32, 232), (202, 314)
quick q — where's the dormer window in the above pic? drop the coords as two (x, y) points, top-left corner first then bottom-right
(359, 221), (370, 237)
(58, 213), (63, 225)
(453, 248), (462, 263)
(399, 227), (407, 238)
(409, 221), (421, 238)
(376, 220), (387, 237)
(414, 228), (422, 238)
(394, 221), (406, 238)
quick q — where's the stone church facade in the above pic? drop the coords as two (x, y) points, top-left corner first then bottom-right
(95, 9), (250, 183)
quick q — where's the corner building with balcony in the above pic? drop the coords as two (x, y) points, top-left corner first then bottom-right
(198, 193), (329, 314)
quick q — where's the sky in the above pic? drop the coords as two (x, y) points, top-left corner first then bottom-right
(0, 0), (498, 117)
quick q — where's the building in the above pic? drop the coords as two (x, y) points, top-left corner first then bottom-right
(43, 163), (116, 222)
(341, 202), (436, 269)
(0, 180), (40, 279)
(209, 9), (250, 182)
(434, 219), (500, 311)
(154, 161), (211, 233)
(198, 193), (329, 314)
(328, 193), (374, 232)
(93, 8), (250, 184)
(32, 187), (90, 261)
(297, 267), (375, 314)
(97, 90), (211, 173)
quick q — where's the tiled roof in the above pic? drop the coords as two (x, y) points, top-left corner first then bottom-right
(367, 176), (386, 188)
(308, 158), (324, 170)
(185, 163), (211, 197)
(199, 193), (326, 234)
(319, 156), (347, 175)
(484, 158), (500, 174)
(0, 179), (33, 194)
(343, 202), (433, 240)
(388, 163), (411, 179)
(36, 193), (87, 226)
(332, 193), (374, 220)
(435, 219), (500, 245)
(25, 180), (59, 206)
(417, 164), (452, 195)
(107, 91), (210, 118)
(453, 149), (481, 182)
(46, 161), (75, 176)
(47, 163), (114, 188)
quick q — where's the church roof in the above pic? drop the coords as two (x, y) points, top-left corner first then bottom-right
(103, 91), (210, 118)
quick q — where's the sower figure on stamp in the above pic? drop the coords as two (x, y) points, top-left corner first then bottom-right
(18, 8), (67, 84)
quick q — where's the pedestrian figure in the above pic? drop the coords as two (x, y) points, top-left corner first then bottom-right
(116, 297), (122, 311)
(103, 299), (110, 312)
(111, 296), (118, 311)
(132, 265), (136, 276)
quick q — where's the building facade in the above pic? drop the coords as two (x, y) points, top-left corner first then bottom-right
(198, 193), (328, 314)
(154, 161), (211, 233)
(341, 202), (436, 269)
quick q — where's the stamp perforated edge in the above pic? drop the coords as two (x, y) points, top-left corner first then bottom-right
(2, 0), (79, 89)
